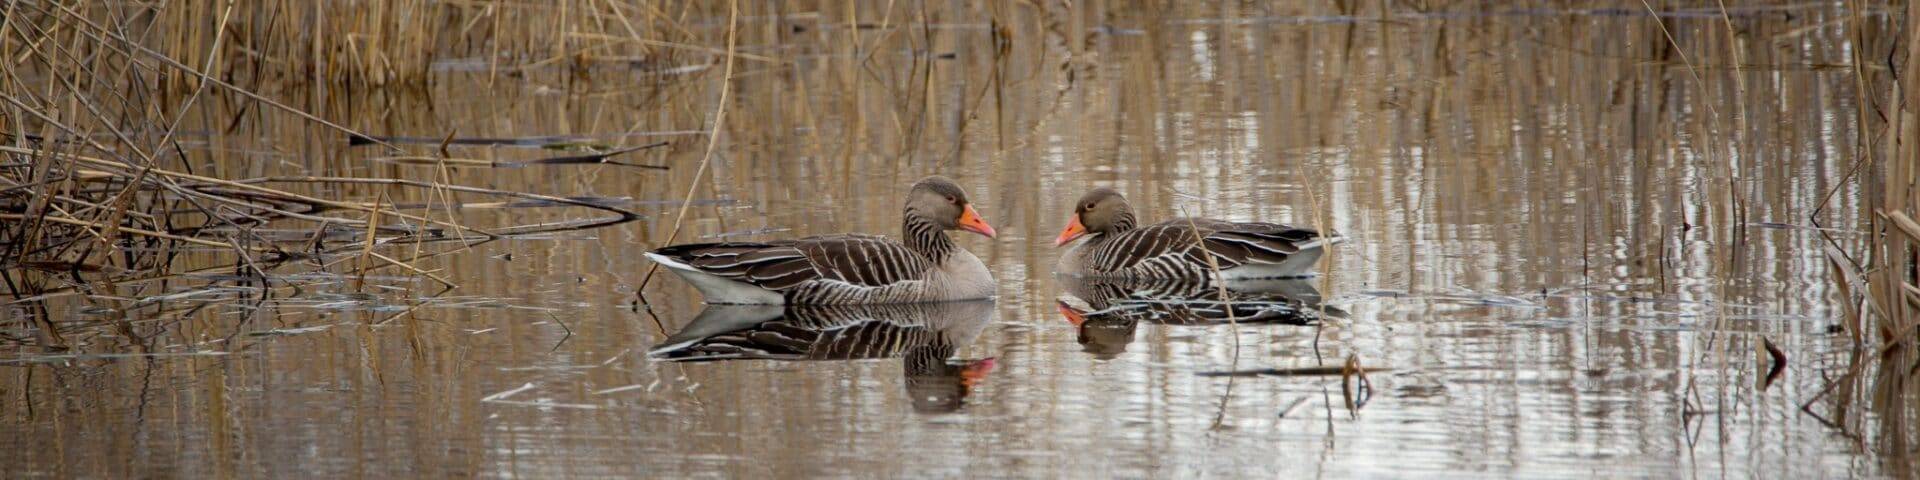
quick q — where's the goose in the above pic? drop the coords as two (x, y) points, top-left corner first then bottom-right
(1054, 187), (1337, 280)
(646, 176), (998, 305)
(649, 300), (998, 412)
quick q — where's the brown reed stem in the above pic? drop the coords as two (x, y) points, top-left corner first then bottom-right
(638, 0), (740, 296)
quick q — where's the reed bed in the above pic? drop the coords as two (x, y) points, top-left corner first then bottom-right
(1803, 0), (1920, 473)
(48, 1), (726, 89)
(0, 1), (661, 348)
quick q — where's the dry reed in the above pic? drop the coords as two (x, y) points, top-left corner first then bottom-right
(0, 1), (659, 347)
(1808, 0), (1920, 472)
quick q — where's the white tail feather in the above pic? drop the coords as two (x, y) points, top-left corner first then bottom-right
(645, 253), (786, 305)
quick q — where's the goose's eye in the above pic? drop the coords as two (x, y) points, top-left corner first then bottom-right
(1085, 203), (1096, 210)
(945, 195), (956, 203)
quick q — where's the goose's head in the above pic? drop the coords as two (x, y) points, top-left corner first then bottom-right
(1056, 187), (1133, 246)
(906, 176), (997, 239)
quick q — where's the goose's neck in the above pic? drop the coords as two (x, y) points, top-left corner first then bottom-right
(1083, 210), (1138, 245)
(1110, 210), (1137, 234)
(904, 212), (956, 263)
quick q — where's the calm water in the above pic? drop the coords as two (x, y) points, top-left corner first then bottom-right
(1, 2), (1896, 478)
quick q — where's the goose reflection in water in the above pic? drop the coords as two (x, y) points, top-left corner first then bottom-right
(648, 300), (997, 413)
(1056, 277), (1347, 358)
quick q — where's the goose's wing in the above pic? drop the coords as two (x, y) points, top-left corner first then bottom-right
(1080, 219), (1325, 273)
(649, 234), (932, 290)
(793, 234), (935, 287)
(1189, 220), (1325, 267)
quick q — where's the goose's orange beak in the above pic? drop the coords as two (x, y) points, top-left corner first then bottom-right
(956, 204), (997, 238)
(1057, 301), (1087, 327)
(1054, 215), (1087, 246)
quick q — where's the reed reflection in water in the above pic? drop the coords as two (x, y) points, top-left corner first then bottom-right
(0, 1), (1901, 478)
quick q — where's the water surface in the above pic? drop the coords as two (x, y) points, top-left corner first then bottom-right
(1, 2), (1892, 478)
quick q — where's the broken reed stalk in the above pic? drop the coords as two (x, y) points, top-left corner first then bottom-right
(1853, 6), (1920, 344)
(0, 1), (624, 345)
(1798, 0), (1920, 456)
(1179, 211), (1240, 351)
(1640, 0), (1752, 419)
(0, 146), (486, 244)
(0, 213), (273, 253)
(1299, 161), (1343, 365)
(1178, 206), (1242, 430)
(639, 0), (740, 296)
(1867, 4), (1920, 454)
(354, 194), (385, 292)
(2, 156), (644, 296)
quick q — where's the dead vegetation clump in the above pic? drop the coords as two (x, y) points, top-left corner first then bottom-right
(0, 2), (661, 348)
(1810, 1), (1920, 473)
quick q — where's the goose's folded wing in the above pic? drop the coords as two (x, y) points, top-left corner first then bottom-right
(650, 234), (931, 290)
(1197, 222), (1323, 266)
(792, 234), (934, 287)
(1091, 220), (1324, 270)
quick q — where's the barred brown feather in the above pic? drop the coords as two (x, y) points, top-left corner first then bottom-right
(1073, 218), (1327, 279)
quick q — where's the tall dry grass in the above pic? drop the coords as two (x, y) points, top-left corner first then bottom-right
(76, 1), (725, 88)
(1868, 3), (1920, 469)
(0, 1), (665, 347)
(1814, 0), (1920, 473)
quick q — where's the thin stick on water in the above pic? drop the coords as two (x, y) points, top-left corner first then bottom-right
(1300, 163), (1339, 364)
(1178, 206), (1241, 430)
(1641, 0), (1742, 420)
(353, 193), (385, 293)
(637, 0), (740, 306)
(365, 251), (456, 289)
(547, 312), (574, 352)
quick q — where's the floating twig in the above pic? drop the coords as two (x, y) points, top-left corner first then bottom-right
(547, 312), (573, 352)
